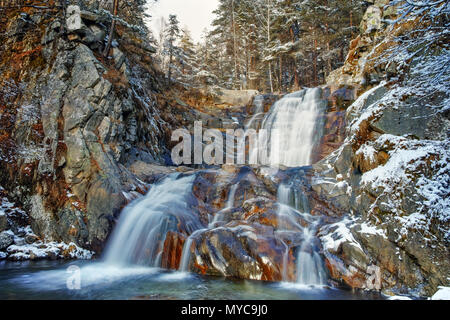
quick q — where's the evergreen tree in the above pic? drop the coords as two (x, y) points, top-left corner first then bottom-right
(176, 28), (199, 87)
(163, 14), (181, 85)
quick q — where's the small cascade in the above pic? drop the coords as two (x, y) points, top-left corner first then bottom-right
(226, 183), (239, 209)
(276, 183), (327, 286)
(260, 88), (325, 167)
(103, 174), (203, 267)
(180, 177), (241, 272)
(179, 228), (208, 272)
(296, 226), (327, 285)
(245, 94), (265, 130)
(210, 180), (239, 227)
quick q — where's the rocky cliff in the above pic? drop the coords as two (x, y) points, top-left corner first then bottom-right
(0, 0), (183, 254)
(311, 0), (449, 296)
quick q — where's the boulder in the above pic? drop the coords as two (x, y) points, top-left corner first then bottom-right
(66, 5), (83, 33)
(0, 231), (14, 250)
(190, 222), (292, 281)
(360, 6), (383, 34)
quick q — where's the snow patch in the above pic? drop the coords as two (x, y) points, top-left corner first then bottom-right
(431, 286), (450, 300)
(320, 219), (363, 253)
(358, 222), (387, 239)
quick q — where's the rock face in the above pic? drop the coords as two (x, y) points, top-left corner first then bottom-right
(0, 1), (177, 252)
(311, 3), (450, 297)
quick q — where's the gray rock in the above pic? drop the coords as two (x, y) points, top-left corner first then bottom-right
(25, 234), (39, 244)
(70, 44), (101, 89)
(371, 98), (446, 139)
(0, 232), (14, 250)
(334, 144), (353, 175)
(66, 5), (83, 33)
(42, 20), (62, 45)
(360, 6), (383, 34)
(80, 10), (106, 23)
(113, 48), (125, 69)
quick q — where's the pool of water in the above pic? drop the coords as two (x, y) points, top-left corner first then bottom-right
(0, 260), (384, 300)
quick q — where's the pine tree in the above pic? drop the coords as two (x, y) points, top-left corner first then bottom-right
(163, 14), (181, 86)
(176, 28), (199, 87)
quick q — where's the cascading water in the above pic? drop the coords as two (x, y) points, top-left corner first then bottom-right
(260, 88), (325, 167)
(277, 183), (327, 286)
(103, 173), (204, 267)
(103, 88), (327, 286)
(180, 171), (244, 271)
(255, 88), (327, 285)
(245, 94), (265, 130)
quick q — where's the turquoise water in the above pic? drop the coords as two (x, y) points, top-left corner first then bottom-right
(0, 260), (384, 300)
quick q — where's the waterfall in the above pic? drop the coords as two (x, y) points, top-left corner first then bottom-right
(296, 226), (327, 285)
(260, 88), (325, 167)
(179, 228), (207, 272)
(277, 183), (327, 286)
(103, 174), (204, 267)
(245, 94), (265, 130)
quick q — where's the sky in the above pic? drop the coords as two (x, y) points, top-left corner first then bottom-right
(147, 0), (220, 43)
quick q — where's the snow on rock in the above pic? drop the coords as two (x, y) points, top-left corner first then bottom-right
(348, 82), (387, 133)
(7, 240), (94, 261)
(358, 222), (387, 239)
(319, 218), (363, 253)
(1, 186), (94, 261)
(356, 144), (377, 163)
(361, 138), (450, 240)
(430, 286), (450, 300)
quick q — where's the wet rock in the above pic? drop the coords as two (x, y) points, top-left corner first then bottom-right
(161, 231), (186, 270)
(191, 222), (291, 281)
(0, 232), (14, 250)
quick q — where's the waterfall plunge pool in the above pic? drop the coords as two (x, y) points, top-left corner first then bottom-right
(0, 260), (385, 300)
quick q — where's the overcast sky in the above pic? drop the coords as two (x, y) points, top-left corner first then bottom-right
(147, 0), (220, 43)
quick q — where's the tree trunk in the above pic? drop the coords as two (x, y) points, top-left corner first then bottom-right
(267, 0), (274, 93)
(279, 55), (283, 92)
(313, 38), (318, 87)
(231, 0), (240, 90)
(103, 0), (119, 58)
